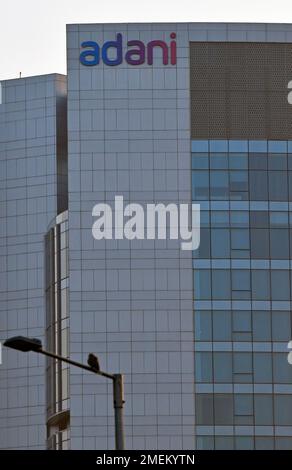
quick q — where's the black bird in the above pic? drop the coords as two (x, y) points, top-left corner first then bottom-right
(87, 353), (100, 372)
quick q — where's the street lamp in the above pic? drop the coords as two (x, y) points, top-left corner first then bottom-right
(4, 336), (125, 450)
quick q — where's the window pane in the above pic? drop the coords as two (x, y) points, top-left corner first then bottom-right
(254, 395), (273, 425)
(273, 354), (292, 383)
(192, 171), (209, 200)
(254, 353), (272, 383)
(213, 311), (231, 341)
(212, 270), (231, 299)
(194, 270), (211, 300)
(214, 394), (234, 425)
(249, 171), (268, 199)
(252, 270), (270, 300)
(251, 229), (270, 258)
(195, 353), (213, 382)
(210, 171), (229, 199)
(234, 394), (253, 415)
(192, 153), (209, 169)
(274, 395), (292, 425)
(213, 353), (232, 382)
(270, 229), (289, 259)
(211, 229), (230, 258)
(253, 311), (271, 341)
(196, 394), (214, 425)
(195, 311), (212, 341)
(272, 311), (291, 341)
(271, 270), (290, 300)
(268, 171), (288, 201)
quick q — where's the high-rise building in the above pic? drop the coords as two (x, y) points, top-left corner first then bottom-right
(1, 22), (292, 450)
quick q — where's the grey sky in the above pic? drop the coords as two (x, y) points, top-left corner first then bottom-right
(1, 0), (292, 80)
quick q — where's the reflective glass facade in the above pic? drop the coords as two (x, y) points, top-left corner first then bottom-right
(193, 140), (292, 449)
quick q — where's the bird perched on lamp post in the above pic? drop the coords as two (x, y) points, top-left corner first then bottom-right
(87, 353), (100, 372)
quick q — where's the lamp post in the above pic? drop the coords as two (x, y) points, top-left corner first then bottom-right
(4, 336), (125, 450)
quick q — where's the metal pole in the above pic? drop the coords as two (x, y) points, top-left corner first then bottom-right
(113, 374), (125, 450)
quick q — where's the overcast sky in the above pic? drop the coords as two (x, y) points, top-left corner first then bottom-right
(1, 0), (292, 80)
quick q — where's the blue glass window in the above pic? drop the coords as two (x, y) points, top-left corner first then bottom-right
(194, 270), (211, 300)
(229, 153), (248, 170)
(210, 153), (228, 170)
(211, 228), (230, 258)
(212, 270), (231, 299)
(192, 140), (208, 152)
(192, 171), (209, 200)
(249, 140), (267, 153)
(195, 311), (212, 341)
(210, 140), (228, 153)
(268, 141), (287, 153)
(210, 171), (229, 199)
(252, 270), (270, 300)
(229, 140), (248, 153)
(192, 153), (209, 169)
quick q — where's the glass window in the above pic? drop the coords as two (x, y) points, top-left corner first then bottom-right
(234, 394), (253, 416)
(195, 353), (213, 382)
(249, 154), (268, 170)
(249, 141), (267, 153)
(213, 353), (232, 382)
(212, 270), (231, 299)
(210, 140), (228, 152)
(213, 311), (231, 341)
(274, 395), (292, 425)
(233, 311), (251, 332)
(193, 228), (210, 258)
(270, 212), (288, 227)
(232, 270), (250, 291)
(249, 170), (268, 199)
(253, 311), (271, 341)
(210, 153), (228, 169)
(235, 437), (254, 450)
(194, 270), (211, 300)
(271, 270), (290, 300)
(229, 153), (248, 170)
(251, 229), (270, 258)
(268, 153), (287, 170)
(192, 153), (209, 169)
(272, 311), (291, 341)
(230, 171), (248, 193)
(210, 171), (229, 199)
(211, 211), (229, 227)
(230, 211), (249, 227)
(254, 395), (273, 425)
(255, 437), (274, 450)
(215, 436), (234, 450)
(252, 270), (270, 300)
(196, 394), (214, 425)
(254, 353), (273, 383)
(211, 229), (230, 258)
(231, 229), (249, 250)
(268, 141), (287, 153)
(250, 211), (269, 228)
(196, 436), (214, 450)
(275, 438), (292, 450)
(270, 228), (289, 259)
(214, 394), (234, 425)
(268, 171), (288, 201)
(273, 354), (292, 383)
(191, 140), (208, 153)
(192, 170), (209, 200)
(195, 311), (212, 341)
(229, 141), (248, 153)
(234, 353), (252, 374)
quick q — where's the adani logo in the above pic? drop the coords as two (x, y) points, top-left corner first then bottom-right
(79, 33), (177, 66)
